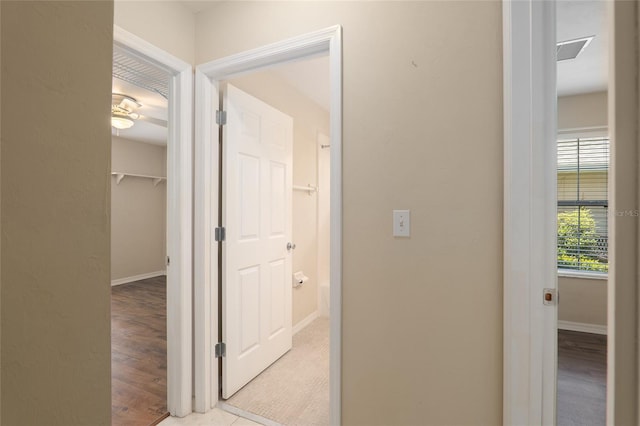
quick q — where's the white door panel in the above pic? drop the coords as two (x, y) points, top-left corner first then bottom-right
(222, 84), (293, 399)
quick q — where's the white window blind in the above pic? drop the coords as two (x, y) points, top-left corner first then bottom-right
(557, 136), (609, 272)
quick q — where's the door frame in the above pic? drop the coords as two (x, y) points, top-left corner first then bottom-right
(194, 26), (342, 425)
(113, 26), (193, 417)
(502, 1), (558, 424)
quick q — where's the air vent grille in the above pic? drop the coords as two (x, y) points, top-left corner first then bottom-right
(557, 36), (594, 62)
(113, 45), (169, 99)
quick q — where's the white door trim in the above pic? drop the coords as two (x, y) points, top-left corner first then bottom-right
(113, 26), (193, 417)
(502, 1), (558, 424)
(194, 26), (342, 425)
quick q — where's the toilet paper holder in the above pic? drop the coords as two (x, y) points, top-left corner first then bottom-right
(293, 271), (309, 288)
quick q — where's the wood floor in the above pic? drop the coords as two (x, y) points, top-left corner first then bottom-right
(112, 276), (168, 426)
(557, 329), (607, 426)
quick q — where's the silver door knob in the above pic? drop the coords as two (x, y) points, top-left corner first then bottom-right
(287, 242), (296, 251)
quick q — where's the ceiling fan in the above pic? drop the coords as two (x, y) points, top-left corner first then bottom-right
(111, 93), (167, 130)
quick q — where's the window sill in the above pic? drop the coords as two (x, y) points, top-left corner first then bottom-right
(557, 269), (608, 280)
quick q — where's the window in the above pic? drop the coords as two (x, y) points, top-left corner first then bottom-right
(557, 136), (609, 273)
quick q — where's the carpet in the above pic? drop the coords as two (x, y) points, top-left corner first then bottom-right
(224, 317), (330, 425)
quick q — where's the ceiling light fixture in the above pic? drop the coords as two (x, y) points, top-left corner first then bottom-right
(111, 93), (141, 130)
(111, 115), (135, 130)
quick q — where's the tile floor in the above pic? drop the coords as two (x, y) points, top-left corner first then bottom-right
(158, 409), (263, 426)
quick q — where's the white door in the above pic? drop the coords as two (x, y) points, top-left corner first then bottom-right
(222, 84), (294, 399)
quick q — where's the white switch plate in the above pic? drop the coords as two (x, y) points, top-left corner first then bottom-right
(393, 210), (410, 237)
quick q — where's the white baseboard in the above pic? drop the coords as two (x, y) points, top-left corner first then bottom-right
(293, 310), (319, 335)
(111, 270), (166, 286)
(558, 320), (607, 335)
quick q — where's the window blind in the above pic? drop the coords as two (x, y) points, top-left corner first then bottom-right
(557, 136), (609, 272)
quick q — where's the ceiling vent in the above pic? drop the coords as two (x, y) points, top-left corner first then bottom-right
(557, 36), (594, 61)
(113, 45), (169, 99)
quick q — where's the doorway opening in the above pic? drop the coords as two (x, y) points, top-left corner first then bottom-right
(216, 55), (331, 425)
(194, 26), (342, 425)
(110, 43), (171, 426)
(110, 27), (193, 423)
(555, 1), (609, 424)
(503, 0), (613, 422)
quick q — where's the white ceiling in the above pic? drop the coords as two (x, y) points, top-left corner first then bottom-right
(557, 0), (608, 96)
(111, 77), (168, 145)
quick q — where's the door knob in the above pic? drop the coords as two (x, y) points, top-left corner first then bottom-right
(287, 242), (296, 251)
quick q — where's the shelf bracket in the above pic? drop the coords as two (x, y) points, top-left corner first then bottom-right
(116, 173), (125, 185)
(153, 178), (163, 187)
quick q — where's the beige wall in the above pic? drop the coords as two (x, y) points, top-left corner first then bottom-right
(558, 276), (607, 326)
(114, 0), (195, 64)
(198, 2), (503, 423)
(1, 2), (113, 424)
(558, 91), (608, 130)
(608, 1), (639, 423)
(229, 71), (330, 327)
(1, 2), (636, 425)
(111, 137), (167, 281)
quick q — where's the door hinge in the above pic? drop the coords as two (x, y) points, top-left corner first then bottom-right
(216, 110), (227, 125)
(215, 342), (226, 358)
(166, 256), (170, 266)
(215, 227), (226, 242)
(543, 288), (558, 306)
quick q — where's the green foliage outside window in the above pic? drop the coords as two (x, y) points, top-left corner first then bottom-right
(557, 207), (608, 272)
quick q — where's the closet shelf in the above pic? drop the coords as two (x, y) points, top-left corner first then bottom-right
(112, 172), (166, 187)
(293, 184), (318, 195)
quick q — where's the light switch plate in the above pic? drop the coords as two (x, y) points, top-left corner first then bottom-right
(393, 210), (410, 237)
